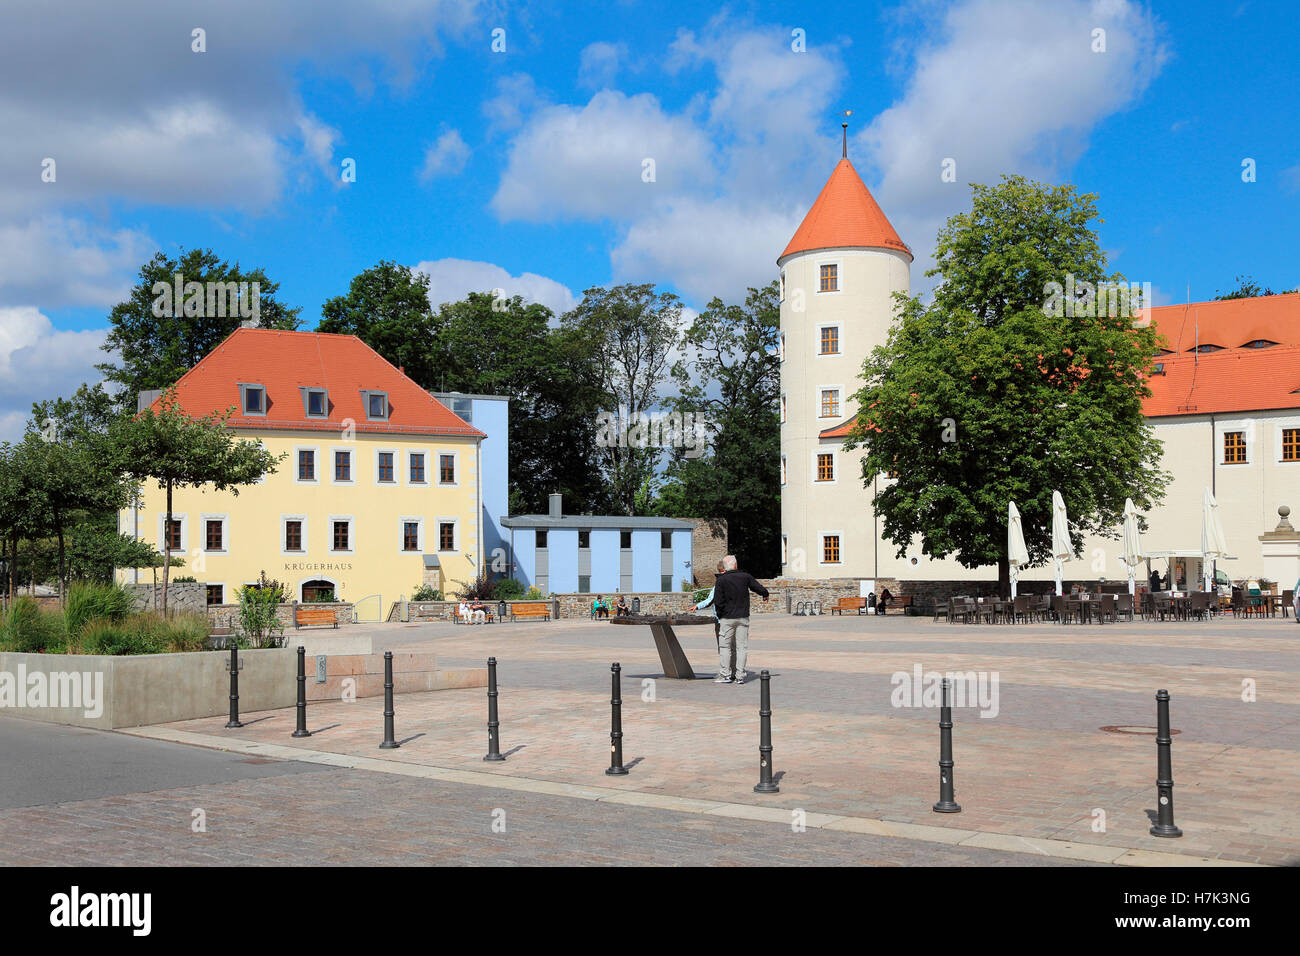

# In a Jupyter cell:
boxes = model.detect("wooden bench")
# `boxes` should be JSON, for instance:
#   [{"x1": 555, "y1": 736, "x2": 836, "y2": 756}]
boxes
[
  {"x1": 830, "y1": 596, "x2": 867, "y2": 615},
  {"x1": 295, "y1": 606, "x2": 338, "y2": 629},
  {"x1": 510, "y1": 601, "x2": 551, "y2": 622},
  {"x1": 878, "y1": 595, "x2": 914, "y2": 615}
]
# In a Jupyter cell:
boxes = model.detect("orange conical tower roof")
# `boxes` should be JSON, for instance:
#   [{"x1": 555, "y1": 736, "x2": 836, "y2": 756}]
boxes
[{"x1": 779, "y1": 157, "x2": 911, "y2": 263}]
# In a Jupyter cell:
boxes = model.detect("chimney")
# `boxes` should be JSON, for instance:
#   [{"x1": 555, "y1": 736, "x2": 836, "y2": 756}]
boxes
[{"x1": 548, "y1": 493, "x2": 562, "y2": 518}]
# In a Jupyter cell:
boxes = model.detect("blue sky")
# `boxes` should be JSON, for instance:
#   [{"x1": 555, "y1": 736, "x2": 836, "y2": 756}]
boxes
[{"x1": 1, "y1": 0, "x2": 1297, "y2": 439}]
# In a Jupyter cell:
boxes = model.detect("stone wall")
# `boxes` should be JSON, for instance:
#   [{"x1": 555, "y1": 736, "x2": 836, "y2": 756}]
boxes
[
  {"x1": 125, "y1": 582, "x2": 207, "y2": 614},
  {"x1": 687, "y1": 518, "x2": 728, "y2": 587},
  {"x1": 205, "y1": 602, "x2": 352, "y2": 630},
  {"x1": 552, "y1": 578, "x2": 863, "y2": 618}
]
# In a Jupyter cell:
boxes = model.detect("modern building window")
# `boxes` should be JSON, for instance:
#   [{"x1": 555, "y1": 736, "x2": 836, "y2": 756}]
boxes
[
  {"x1": 439, "y1": 522, "x2": 456, "y2": 551},
  {"x1": 298, "y1": 448, "x2": 316, "y2": 481},
  {"x1": 285, "y1": 520, "x2": 304, "y2": 552},
  {"x1": 820, "y1": 326, "x2": 839, "y2": 354},
  {"x1": 363, "y1": 391, "x2": 389, "y2": 421},
  {"x1": 817, "y1": 453, "x2": 834, "y2": 481},
  {"x1": 240, "y1": 384, "x2": 266, "y2": 415},
  {"x1": 377, "y1": 451, "x2": 395, "y2": 483},
  {"x1": 166, "y1": 519, "x2": 183, "y2": 551},
  {"x1": 661, "y1": 574, "x2": 673, "y2": 592},
  {"x1": 402, "y1": 521, "x2": 420, "y2": 552},
  {"x1": 334, "y1": 450, "x2": 352, "y2": 482},
  {"x1": 302, "y1": 388, "x2": 328, "y2": 417},
  {"x1": 578, "y1": 530, "x2": 591, "y2": 549},
  {"x1": 409, "y1": 453, "x2": 426, "y2": 484},
  {"x1": 819, "y1": 263, "x2": 838, "y2": 293},
  {"x1": 439, "y1": 453, "x2": 456, "y2": 484},
  {"x1": 206, "y1": 584, "x2": 224, "y2": 606},
  {"x1": 822, "y1": 535, "x2": 841, "y2": 564},
  {"x1": 620, "y1": 530, "x2": 632, "y2": 549},
  {"x1": 1223, "y1": 431, "x2": 1247, "y2": 464},
  {"x1": 332, "y1": 520, "x2": 351, "y2": 552},
  {"x1": 660, "y1": 530, "x2": 672, "y2": 549},
  {"x1": 1282, "y1": 428, "x2": 1300, "y2": 462},
  {"x1": 450, "y1": 397, "x2": 473, "y2": 423},
  {"x1": 578, "y1": 575, "x2": 591, "y2": 594},
  {"x1": 205, "y1": 520, "x2": 224, "y2": 552},
  {"x1": 536, "y1": 530, "x2": 548, "y2": 549}
]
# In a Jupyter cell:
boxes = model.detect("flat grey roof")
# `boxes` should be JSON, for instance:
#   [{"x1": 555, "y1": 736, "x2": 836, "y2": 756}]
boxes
[
  {"x1": 431, "y1": 392, "x2": 511, "y2": 403},
  {"x1": 503, "y1": 515, "x2": 695, "y2": 530}
]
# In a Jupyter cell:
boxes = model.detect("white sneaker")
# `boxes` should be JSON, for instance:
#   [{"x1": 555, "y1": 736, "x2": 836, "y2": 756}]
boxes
[
  {"x1": 733, "y1": 673, "x2": 746, "y2": 685},
  {"x1": 713, "y1": 674, "x2": 732, "y2": 683}
]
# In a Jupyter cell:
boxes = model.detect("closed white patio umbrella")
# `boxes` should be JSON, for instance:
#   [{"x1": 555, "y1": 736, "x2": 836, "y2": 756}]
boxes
[
  {"x1": 1201, "y1": 488, "x2": 1228, "y2": 592},
  {"x1": 1008, "y1": 501, "x2": 1030, "y2": 599},
  {"x1": 1122, "y1": 498, "x2": 1143, "y2": 596},
  {"x1": 1052, "y1": 490, "x2": 1074, "y2": 596}
]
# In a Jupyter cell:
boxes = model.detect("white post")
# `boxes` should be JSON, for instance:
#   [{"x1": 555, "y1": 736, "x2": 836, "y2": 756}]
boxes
[
  {"x1": 1054, "y1": 558, "x2": 1063, "y2": 596},
  {"x1": 1010, "y1": 566, "x2": 1018, "y2": 599}
]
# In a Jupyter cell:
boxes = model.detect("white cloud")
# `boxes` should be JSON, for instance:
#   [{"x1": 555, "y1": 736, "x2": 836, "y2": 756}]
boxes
[
  {"x1": 578, "y1": 41, "x2": 626, "y2": 90},
  {"x1": 0, "y1": 217, "x2": 156, "y2": 308},
  {"x1": 859, "y1": 0, "x2": 1168, "y2": 285},
  {"x1": 420, "y1": 129, "x2": 471, "y2": 181},
  {"x1": 490, "y1": 90, "x2": 717, "y2": 222},
  {"x1": 0, "y1": 307, "x2": 108, "y2": 440},
  {"x1": 483, "y1": 73, "x2": 548, "y2": 133},
  {"x1": 414, "y1": 258, "x2": 579, "y2": 317}
]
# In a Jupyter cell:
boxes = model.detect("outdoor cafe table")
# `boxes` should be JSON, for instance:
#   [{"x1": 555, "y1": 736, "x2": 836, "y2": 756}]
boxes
[
  {"x1": 1067, "y1": 595, "x2": 1106, "y2": 623},
  {"x1": 608, "y1": 614, "x2": 716, "y2": 679}
]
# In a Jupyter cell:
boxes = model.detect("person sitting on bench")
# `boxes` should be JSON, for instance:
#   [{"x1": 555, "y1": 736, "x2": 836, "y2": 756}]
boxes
[
  {"x1": 615, "y1": 595, "x2": 630, "y2": 616},
  {"x1": 876, "y1": 587, "x2": 892, "y2": 615},
  {"x1": 592, "y1": 595, "x2": 610, "y2": 619}
]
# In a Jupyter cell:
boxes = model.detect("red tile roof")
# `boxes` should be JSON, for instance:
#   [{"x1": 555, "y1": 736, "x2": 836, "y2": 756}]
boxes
[
  {"x1": 1144, "y1": 292, "x2": 1300, "y2": 353},
  {"x1": 779, "y1": 158, "x2": 911, "y2": 263},
  {"x1": 150, "y1": 328, "x2": 485, "y2": 437},
  {"x1": 819, "y1": 417, "x2": 859, "y2": 439},
  {"x1": 1143, "y1": 345, "x2": 1300, "y2": 417}
]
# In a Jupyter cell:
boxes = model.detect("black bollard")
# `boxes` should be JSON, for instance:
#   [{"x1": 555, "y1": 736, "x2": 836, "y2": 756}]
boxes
[
  {"x1": 484, "y1": 657, "x2": 504, "y2": 761},
  {"x1": 224, "y1": 643, "x2": 243, "y2": 729},
  {"x1": 379, "y1": 650, "x2": 399, "y2": 749},
  {"x1": 292, "y1": 645, "x2": 311, "y2": 738},
  {"x1": 1149, "y1": 688, "x2": 1183, "y2": 837},
  {"x1": 753, "y1": 670, "x2": 779, "y2": 793},
  {"x1": 932, "y1": 677, "x2": 961, "y2": 813},
  {"x1": 605, "y1": 662, "x2": 628, "y2": 775}
]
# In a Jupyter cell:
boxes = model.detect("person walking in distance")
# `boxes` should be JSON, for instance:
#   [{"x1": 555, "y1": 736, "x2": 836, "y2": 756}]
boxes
[{"x1": 712, "y1": 554, "x2": 768, "y2": 684}]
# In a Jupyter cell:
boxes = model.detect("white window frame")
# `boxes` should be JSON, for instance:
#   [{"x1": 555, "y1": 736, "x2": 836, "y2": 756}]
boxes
[
  {"x1": 782, "y1": 535, "x2": 788, "y2": 565},
  {"x1": 436, "y1": 517, "x2": 458, "y2": 553},
  {"x1": 779, "y1": 394, "x2": 786, "y2": 424},
  {"x1": 815, "y1": 258, "x2": 843, "y2": 295},
  {"x1": 812, "y1": 448, "x2": 837, "y2": 485},
  {"x1": 200, "y1": 513, "x2": 228, "y2": 555},
  {"x1": 331, "y1": 446, "x2": 356, "y2": 485},
  {"x1": 280, "y1": 515, "x2": 308, "y2": 556},
  {"x1": 399, "y1": 516, "x2": 424, "y2": 554},
  {"x1": 374, "y1": 447, "x2": 400, "y2": 486},
  {"x1": 157, "y1": 513, "x2": 188, "y2": 554},
  {"x1": 1215, "y1": 418, "x2": 1255, "y2": 467},
  {"x1": 778, "y1": 332, "x2": 785, "y2": 364},
  {"x1": 436, "y1": 449, "x2": 460, "y2": 487},
  {"x1": 328, "y1": 514, "x2": 355, "y2": 555},
  {"x1": 818, "y1": 384, "x2": 844, "y2": 419},
  {"x1": 294, "y1": 445, "x2": 320, "y2": 485},
  {"x1": 818, "y1": 531, "x2": 844, "y2": 567},
  {"x1": 407, "y1": 448, "x2": 431, "y2": 486},
  {"x1": 780, "y1": 455, "x2": 787, "y2": 486},
  {"x1": 779, "y1": 271, "x2": 786, "y2": 302},
  {"x1": 817, "y1": 323, "x2": 842, "y2": 356},
  {"x1": 205, "y1": 582, "x2": 227, "y2": 606},
  {"x1": 1271, "y1": 416, "x2": 1300, "y2": 465}
]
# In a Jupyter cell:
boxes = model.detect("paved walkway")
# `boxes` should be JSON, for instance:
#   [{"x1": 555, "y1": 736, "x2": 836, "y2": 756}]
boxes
[{"x1": 136, "y1": 613, "x2": 1297, "y2": 865}]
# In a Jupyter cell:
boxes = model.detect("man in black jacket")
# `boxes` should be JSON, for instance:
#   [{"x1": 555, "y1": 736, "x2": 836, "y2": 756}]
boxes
[{"x1": 713, "y1": 555, "x2": 769, "y2": 684}]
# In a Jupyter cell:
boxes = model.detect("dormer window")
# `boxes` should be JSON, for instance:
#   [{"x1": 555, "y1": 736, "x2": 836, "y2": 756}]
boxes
[
  {"x1": 361, "y1": 390, "x2": 389, "y2": 421},
  {"x1": 239, "y1": 384, "x2": 267, "y2": 416},
  {"x1": 1189, "y1": 344, "x2": 1223, "y2": 353},
  {"x1": 1242, "y1": 339, "x2": 1278, "y2": 349},
  {"x1": 301, "y1": 388, "x2": 328, "y2": 418}
]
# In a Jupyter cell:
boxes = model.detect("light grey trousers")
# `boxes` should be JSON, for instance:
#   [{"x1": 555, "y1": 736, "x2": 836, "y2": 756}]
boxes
[{"x1": 718, "y1": 617, "x2": 750, "y2": 679}]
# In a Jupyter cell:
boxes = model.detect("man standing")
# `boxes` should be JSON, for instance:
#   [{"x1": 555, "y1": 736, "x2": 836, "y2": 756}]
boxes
[
  {"x1": 686, "y1": 560, "x2": 727, "y2": 650},
  {"x1": 712, "y1": 554, "x2": 768, "y2": 684}
]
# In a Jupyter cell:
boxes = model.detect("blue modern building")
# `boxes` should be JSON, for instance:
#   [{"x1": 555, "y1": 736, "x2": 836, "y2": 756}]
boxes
[
  {"x1": 504, "y1": 495, "x2": 694, "y2": 595},
  {"x1": 435, "y1": 392, "x2": 697, "y2": 595}
]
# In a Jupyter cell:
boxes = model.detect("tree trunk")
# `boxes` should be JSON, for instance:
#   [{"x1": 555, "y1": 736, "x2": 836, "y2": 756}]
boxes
[
  {"x1": 162, "y1": 481, "x2": 172, "y2": 616},
  {"x1": 57, "y1": 519, "x2": 66, "y2": 606},
  {"x1": 997, "y1": 555, "x2": 1010, "y2": 600}
]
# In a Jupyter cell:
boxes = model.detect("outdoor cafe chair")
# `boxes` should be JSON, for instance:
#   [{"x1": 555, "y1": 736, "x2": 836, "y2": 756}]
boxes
[
  {"x1": 1285, "y1": 590, "x2": 1295, "y2": 618},
  {"x1": 1115, "y1": 592, "x2": 1134, "y2": 622}
]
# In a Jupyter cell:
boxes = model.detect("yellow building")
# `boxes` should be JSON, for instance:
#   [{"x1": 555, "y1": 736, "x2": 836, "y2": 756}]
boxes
[{"x1": 117, "y1": 328, "x2": 485, "y2": 616}]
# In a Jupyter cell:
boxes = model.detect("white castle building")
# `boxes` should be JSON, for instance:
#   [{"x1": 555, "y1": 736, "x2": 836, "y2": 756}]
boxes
[{"x1": 778, "y1": 136, "x2": 1300, "y2": 594}]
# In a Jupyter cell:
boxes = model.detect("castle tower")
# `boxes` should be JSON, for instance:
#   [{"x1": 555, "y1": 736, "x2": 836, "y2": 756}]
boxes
[{"x1": 778, "y1": 127, "x2": 911, "y2": 578}]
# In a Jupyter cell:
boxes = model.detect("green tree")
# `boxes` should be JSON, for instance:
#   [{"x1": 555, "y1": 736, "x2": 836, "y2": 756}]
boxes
[
  {"x1": 1212, "y1": 275, "x2": 1294, "y2": 300},
  {"x1": 562, "y1": 284, "x2": 682, "y2": 515},
  {"x1": 846, "y1": 176, "x2": 1169, "y2": 595},
  {"x1": 318, "y1": 261, "x2": 440, "y2": 386},
  {"x1": 109, "y1": 389, "x2": 285, "y2": 612},
  {"x1": 98, "y1": 248, "x2": 300, "y2": 412},
  {"x1": 660, "y1": 282, "x2": 781, "y2": 576}
]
